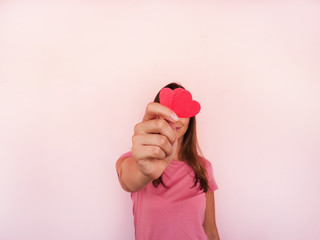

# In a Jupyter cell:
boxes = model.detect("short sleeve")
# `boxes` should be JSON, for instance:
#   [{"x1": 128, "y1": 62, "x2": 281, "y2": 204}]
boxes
[
  {"x1": 117, "y1": 151, "x2": 132, "y2": 161},
  {"x1": 204, "y1": 159, "x2": 219, "y2": 192}
]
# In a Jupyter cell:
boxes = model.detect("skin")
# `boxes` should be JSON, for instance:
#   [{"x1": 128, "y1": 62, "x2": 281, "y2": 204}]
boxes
[
  {"x1": 116, "y1": 102, "x2": 179, "y2": 192},
  {"x1": 158, "y1": 114, "x2": 190, "y2": 161},
  {"x1": 116, "y1": 102, "x2": 220, "y2": 239},
  {"x1": 204, "y1": 191, "x2": 220, "y2": 240}
]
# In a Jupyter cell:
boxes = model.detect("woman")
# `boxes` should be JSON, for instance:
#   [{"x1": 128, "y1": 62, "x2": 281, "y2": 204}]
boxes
[{"x1": 116, "y1": 82, "x2": 220, "y2": 240}]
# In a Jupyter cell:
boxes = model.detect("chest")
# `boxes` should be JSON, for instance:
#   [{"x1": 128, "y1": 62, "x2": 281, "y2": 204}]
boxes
[{"x1": 131, "y1": 164, "x2": 207, "y2": 220}]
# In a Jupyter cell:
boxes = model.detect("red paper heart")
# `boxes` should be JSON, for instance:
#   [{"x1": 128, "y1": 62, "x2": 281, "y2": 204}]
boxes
[{"x1": 159, "y1": 88, "x2": 201, "y2": 118}]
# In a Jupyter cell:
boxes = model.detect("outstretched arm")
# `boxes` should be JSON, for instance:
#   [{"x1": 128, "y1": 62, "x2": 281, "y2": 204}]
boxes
[{"x1": 116, "y1": 156, "x2": 153, "y2": 192}]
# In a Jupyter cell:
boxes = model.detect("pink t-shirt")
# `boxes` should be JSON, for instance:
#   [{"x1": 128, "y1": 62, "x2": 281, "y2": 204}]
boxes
[{"x1": 117, "y1": 151, "x2": 219, "y2": 240}]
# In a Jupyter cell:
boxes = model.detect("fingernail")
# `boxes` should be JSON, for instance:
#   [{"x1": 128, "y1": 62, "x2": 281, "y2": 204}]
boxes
[{"x1": 171, "y1": 112, "x2": 179, "y2": 122}]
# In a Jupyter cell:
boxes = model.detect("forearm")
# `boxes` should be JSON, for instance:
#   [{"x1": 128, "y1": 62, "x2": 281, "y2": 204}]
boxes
[
  {"x1": 209, "y1": 233, "x2": 220, "y2": 240},
  {"x1": 207, "y1": 230, "x2": 220, "y2": 240},
  {"x1": 204, "y1": 223, "x2": 220, "y2": 240},
  {"x1": 118, "y1": 157, "x2": 153, "y2": 192}
]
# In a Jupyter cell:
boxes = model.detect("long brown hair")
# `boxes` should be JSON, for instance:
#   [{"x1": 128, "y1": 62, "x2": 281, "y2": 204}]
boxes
[{"x1": 152, "y1": 82, "x2": 211, "y2": 192}]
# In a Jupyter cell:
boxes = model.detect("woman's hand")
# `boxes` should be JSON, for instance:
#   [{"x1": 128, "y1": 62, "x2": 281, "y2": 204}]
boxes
[{"x1": 131, "y1": 102, "x2": 179, "y2": 180}]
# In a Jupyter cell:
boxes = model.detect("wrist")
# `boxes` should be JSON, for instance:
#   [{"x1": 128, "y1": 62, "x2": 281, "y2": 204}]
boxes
[{"x1": 122, "y1": 157, "x2": 153, "y2": 192}]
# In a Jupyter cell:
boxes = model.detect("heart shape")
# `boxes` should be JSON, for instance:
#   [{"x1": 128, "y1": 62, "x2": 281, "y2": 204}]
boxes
[{"x1": 159, "y1": 88, "x2": 201, "y2": 118}]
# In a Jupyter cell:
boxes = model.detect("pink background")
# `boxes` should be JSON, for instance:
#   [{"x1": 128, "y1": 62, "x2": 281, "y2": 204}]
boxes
[{"x1": 0, "y1": 1, "x2": 319, "y2": 240}]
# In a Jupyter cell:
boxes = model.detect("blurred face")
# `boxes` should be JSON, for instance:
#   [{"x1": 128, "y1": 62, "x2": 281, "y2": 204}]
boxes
[
  {"x1": 158, "y1": 115, "x2": 190, "y2": 142},
  {"x1": 158, "y1": 116, "x2": 190, "y2": 161},
  {"x1": 175, "y1": 117, "x2": 190, "y2": 140}
]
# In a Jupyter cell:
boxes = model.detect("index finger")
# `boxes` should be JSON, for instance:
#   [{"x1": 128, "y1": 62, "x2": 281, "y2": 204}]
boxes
[{"x1": 143, "y1": 102, "x2": 179, "y2": 123}]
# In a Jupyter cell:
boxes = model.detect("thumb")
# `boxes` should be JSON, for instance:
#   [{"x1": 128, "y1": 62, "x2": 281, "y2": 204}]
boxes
[
  {"x1": 167, "y1": 120, "x2": 176, "y2": 131},
  {"x1": 166, "y1": 119, "x2": 178, "y2": 136},
  {"x1": 173, "y1": 140, "x2": 178, "y2": 151}
]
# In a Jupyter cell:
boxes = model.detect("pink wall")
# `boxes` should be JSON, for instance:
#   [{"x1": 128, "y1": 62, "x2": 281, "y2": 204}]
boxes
[{"x1": 0, "y1": 1, "x2": 319, "y2": 240}]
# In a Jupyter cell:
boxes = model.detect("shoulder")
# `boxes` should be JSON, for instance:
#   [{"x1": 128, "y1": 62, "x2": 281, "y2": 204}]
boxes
[
  {"x1": 199, "y1": 155, "x2": 219, "y2": 191},
  {"x1": 118, "y1": 151, "x2": 132, "y2": 160},
  {"x1": 198, "y1": 155, "x2": 213, "y2": 169},
  {"x1": 115, "y1": 151, "x2": 132, "y2": 170}
]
